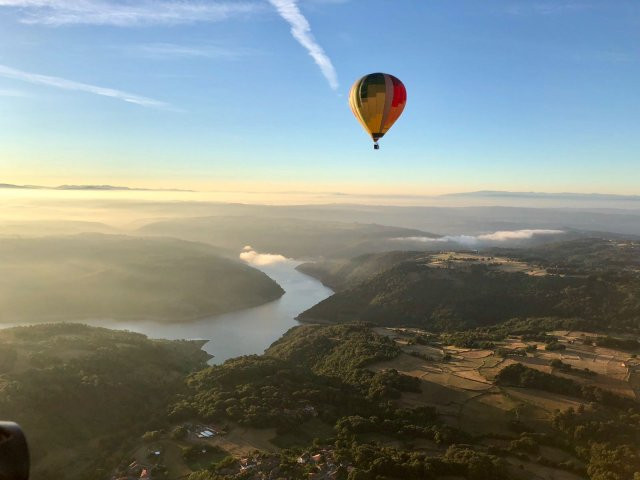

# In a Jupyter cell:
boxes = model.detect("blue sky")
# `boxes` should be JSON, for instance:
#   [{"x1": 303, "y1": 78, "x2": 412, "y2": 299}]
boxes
[{"x1": 0, "y1": 0, "x2": 639, "y2": 196}]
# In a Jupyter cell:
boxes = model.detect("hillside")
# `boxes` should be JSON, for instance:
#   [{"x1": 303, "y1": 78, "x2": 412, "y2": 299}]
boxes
[
  {"x1": 298, "y1": 239, "x2": 640, "y2": 331},
  {"x1": 137, "y1": 216, "x2": 438, "y2": 258},
  {"x1": 0, "y1": 323, "x2": 211, "y2": 479},
  {"x1": 496, "y1": 237, "x2": 640, "y2": 274},
  {"x1": 0, "y1": 234, "x2": 284, "y2": 323},
  {"x1": 297, "y1": 251, "x2": 421, "y2": 291},
  {"x1": 164, "y1": 324, "x2": 639, "y2": 480}
]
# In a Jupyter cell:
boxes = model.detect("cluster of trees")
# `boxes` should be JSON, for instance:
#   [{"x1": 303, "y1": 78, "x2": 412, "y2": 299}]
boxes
[
  {"x1": 595, "y1": 336, "x2": 640, "y2": 351},
  {"x1": 545, "y1": 341, "x2": 567, "y2": 351},
  {"x1": 268, "y1": 324, "x2": 403, "y2": 390},
  {"x1": 496, "y1": 346, "x2": 528, "y2": 357},
  {"x1": 186, "y1": 444, "x2": 508, "y2": 480},
  {"x1": 334, "y1": 409, "x2": 465, "y2": 446},
  {"x1": 550, "y1": 359, "x2": 597, "y2": 377},
  {"x1": 366, "y1": 369, "x2": 421, "y2": 399},
  {"x1": 170, "y1": 355, "x2": 351, "y2": 429},
  {"x1": 170, "y1": 326, "x2": 421, "y2": 431},
  {"x1": 496, "y1": 363, "x2": 635, "y2": 409},
  {"x1": 482, "y1": 316, "x2": 592, "y2": 338},
  {"x1": 332, "y1": 444, "x2": 507, "y2": 480},
  {"x1": 399, "y1": 316, "x2": 591, "y2": 352},
  {"x1": 553, "y1": 404, "x2": 640, "y2": 480}
]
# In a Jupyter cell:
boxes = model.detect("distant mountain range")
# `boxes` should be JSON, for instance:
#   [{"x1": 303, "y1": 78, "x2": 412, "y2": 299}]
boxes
[
  {"x1": 442, "y1": 190, "x2": 640, "y2": 201},
  {"x1": 2, "y1": 183, "x2": 638, "y2": 201},
  {"x1": 0, "y1": 183, "x2": 192, "y2": 192}
]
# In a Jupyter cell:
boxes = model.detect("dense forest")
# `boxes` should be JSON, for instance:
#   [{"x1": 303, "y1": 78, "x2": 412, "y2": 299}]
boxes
[
  {"x1": 170, "y1": 325, "x2": 422, "y2": 428},
  {"x1": 299, "y1": 238, "x2": 640, "y2": 332}
]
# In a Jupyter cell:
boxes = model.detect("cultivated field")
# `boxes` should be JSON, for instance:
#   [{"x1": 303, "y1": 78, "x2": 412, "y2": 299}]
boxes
[
  {"x1": 424, "y1": 252, "x2": 549, "y2": 276},
  {"x1": 369, "y1": 327, "x2": 639, "y2": 479}
]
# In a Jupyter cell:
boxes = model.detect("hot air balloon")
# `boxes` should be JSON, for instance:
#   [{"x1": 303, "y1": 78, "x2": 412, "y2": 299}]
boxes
[{"x1": 349, "y1": 73, "x2": 407, "y2": 149}]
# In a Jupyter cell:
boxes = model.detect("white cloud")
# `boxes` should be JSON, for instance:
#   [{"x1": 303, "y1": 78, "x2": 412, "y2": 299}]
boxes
[
  {"x1": 239, "y1": 246, "x2": 288, "y2": 266},
  {"x1": 0, "y1": 0, "x2": 261, "y2": 26},
  {"x1": 0, "y1": 64, "x2": 168, "y2": 108},
  {"x1": 268, "y1": 0, "x2": 338, "y2": 89},
  {"x1": 477, "y1": 229, "x2": 564, "y2": 241},
  {"x1": 395, "y1": 229, "x2": 565, "y2": 247},
  {"x1": 397, "y1": 235, "x2": 481, "y2": 247}
]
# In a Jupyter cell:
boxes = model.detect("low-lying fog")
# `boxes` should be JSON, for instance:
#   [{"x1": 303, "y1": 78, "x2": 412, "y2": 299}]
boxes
[{"x1": 1, "y1": 189, "x2": 639, "y2": 239}]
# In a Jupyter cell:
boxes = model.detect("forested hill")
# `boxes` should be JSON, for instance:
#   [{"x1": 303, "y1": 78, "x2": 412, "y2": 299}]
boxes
[
  {"x1": 298, "y1": 238, "x2": 640, "y2": 331},
  {"x1": 0, "y1": 234, "x2": 284, "y2": 323},
  {"x1": 0, "y1": 323, "x2": 211, "y2": 479},
  {"x1": 495, "y1": 237, "x2": 640, "y2": 274},
  {"x1": 298, "y1": 237, "x2": 640, "y2": 291}
]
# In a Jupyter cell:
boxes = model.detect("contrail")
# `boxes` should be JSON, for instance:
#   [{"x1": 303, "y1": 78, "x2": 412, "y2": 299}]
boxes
[
  {"x1": 0, "y1": 64, "x2": 169, "y2": 108},
  {"x1": 269, "y1": 0, "x2": 338, "y2": 89}
]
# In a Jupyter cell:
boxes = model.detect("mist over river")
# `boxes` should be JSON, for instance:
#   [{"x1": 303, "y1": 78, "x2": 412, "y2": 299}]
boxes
[{"x1": 83, "y1": 257, "x2": 333, "y2": 364}]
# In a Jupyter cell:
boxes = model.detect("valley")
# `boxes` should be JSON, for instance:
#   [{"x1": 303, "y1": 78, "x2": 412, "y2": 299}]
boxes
[{"x1": 0, "y1": 210, "x2": 638, "y2": 480}]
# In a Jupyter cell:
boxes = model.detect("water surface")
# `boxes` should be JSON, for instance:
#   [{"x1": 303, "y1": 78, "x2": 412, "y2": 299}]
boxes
[{"x1": 79, "y1": 259, "x2": 333, "y2": 364}]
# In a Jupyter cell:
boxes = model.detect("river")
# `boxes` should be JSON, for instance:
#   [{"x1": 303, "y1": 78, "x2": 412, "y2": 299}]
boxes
[{"x1": 77, "y1": 257, "x2": 333, "y2": 364}]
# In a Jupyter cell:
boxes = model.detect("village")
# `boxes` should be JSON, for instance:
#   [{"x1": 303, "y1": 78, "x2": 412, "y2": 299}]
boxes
[
  {"x1": 109, "y1": 411, "x2": 345, "y2": 480},
  {"x1": 425, "y1": 251, "x2": 550, "y2": 276},
  {"x1": 216, "y1": 448, "x2": 348, "y2": 479},
  {"x1": 111, "y1": 432, "x2": 349, "y2": 480},
  {"x1": 111, "y1": 423, "x2": 224, "y2": 480}
]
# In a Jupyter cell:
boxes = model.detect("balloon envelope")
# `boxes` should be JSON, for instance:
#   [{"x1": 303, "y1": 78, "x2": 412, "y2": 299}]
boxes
[{"x1": 349, "y1": 73, "x2": 407, "y2": 145}]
